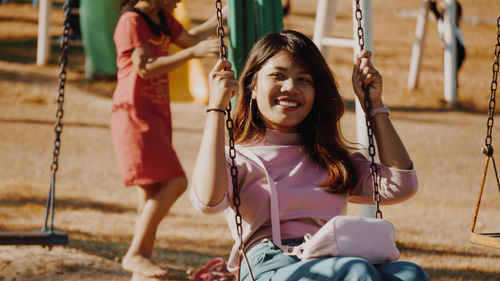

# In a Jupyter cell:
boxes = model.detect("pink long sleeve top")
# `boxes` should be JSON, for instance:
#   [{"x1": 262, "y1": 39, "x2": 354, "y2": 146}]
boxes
[{"x1": 190, "y1": 129, "x2": 418, "y2": 274}]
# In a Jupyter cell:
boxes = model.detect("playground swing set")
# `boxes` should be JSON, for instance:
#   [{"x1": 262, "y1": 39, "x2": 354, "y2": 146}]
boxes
[
  {"x1": 469, "y1": 16, "x2": 500, "y2": 249},
  {"x1": 0, "y1": 0, "x2": 498, "y2": 268},
  {"x1": 0, "y1": 0, "x2": 72, "y2": 247}
]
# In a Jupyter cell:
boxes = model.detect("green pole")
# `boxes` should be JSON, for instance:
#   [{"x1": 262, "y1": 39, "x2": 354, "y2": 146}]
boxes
[
  {"x1": 227, "y1": 0, "x2": 283, "y2": 78},
  {"x1": 255, "y1": 0, "x2": 283, "y2": 38},
  {"x1": 80, "y1": 0, "x2": 120, "y2": 78}
]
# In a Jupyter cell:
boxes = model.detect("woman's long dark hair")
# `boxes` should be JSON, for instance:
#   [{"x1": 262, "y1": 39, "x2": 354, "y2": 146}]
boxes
[{"x1": 233, "y1": 30, "x2": 358, "y2": 193}]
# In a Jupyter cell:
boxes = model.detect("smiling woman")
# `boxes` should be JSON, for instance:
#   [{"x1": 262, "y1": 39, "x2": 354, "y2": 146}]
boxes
[{"x1": 190, "y1": 30, "x2": 428, "y2": 281}]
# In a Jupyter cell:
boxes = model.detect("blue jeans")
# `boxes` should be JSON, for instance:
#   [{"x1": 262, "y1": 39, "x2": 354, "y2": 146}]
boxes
[{"x1": 239, "y1": 241, "x2": 430, "y2": 281}]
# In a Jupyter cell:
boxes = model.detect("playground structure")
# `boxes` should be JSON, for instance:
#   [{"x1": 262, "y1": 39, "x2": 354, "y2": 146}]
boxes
[
  {"x1": 3, "y1": 0, "x2": 499, "y2": 250},
  {"x1": 0, "y1": 0, "x2": 500, "y2": 278},
  {"x1": 31, "y1": 0, "x2": 464, "y2": 105}
]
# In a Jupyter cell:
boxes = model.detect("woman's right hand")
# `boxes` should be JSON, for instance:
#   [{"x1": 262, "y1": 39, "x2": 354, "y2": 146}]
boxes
[{"x1": 208, "y1": 59, "x2": 239, "y2": 110}]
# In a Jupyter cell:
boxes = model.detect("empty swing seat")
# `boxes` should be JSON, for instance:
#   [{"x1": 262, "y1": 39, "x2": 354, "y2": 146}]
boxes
[
  {"x1": 0, "y1": 229, "x2": 68, "y2": 246},
  {"x1": 470, "y1": 232, "x2": 500, "y2": 249}
]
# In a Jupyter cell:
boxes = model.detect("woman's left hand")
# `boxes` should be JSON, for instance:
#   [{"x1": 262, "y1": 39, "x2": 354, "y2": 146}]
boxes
[{"x1": 352, "y1": 50, "x2": 383, "y2": 108}]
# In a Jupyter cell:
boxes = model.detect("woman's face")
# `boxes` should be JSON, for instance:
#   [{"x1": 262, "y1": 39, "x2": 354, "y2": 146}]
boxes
[{"x1": 252, "y1": 51, "x2": 315, "y2": 133}]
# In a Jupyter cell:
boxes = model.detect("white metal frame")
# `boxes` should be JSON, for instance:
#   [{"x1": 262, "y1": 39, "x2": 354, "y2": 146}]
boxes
[
  {"x1": 37, "y1": 0, "x2": 52, "y2": 66},
  {"x1": 408, "y1": 0, "x2": 457, "y2": 104},
  {"x1": 3, "y1": 0, "x2": 52, "y2": 65}
]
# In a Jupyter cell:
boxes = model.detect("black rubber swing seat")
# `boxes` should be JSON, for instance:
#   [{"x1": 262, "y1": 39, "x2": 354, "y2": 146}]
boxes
[
  {"x1": 0, "y1": 229, "x2": 68, "y2": 246},
  {"x1": 470, "y1": 232, "x2": 500, "y2": 249}
]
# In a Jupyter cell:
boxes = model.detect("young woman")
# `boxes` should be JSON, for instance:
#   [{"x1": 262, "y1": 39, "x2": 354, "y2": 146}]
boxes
[
  {"x1": 190, "y1": 30, "x2": 429, "y2": 281},
  {"x1": 112, "y1": 0, "x2": 222, "y2": 279}
]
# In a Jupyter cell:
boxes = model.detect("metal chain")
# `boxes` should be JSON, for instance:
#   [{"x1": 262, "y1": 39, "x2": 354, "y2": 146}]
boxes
[
  {"x1": 355, "y1": 0, "x2": 382, "y2": 219},
  {"x1": 354, "y1": 0, "x2": 365, "y2": 51},
  {"x1": 215, "y1": 0, "x2": 227, "y2": 60},
  {"x1": 43, "y1": 0, "x2": 71, "y2": 232},
  {"x1": 483, "y1": 17, "x2": 500, "y2": 157},
  {"x1": 481, "y1": 16, "x2": 500, "y2": 192},
  {"x1": 214, "y1": 3, "x2": 255, "y2": 280},
  {"x1": 215, "y1": 0, "x2": 244, "y2": 252}
]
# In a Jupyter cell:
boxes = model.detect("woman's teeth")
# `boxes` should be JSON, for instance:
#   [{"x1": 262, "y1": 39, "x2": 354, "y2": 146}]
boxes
[{"x1": 277, "y1": 100, "x2": 299, "y2": 107}]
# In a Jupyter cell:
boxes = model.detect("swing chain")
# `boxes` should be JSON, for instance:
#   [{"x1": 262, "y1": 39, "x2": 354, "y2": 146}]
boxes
[
  {"x1": 215, "y1": 0, "x2": 244, "y2": 251},
  {"x1": 355, "y1": 0, "x2": 382, "y2": 219},
  {"x1": 483, "y1": 17, "x2": 500, "y2": 157},
  {"x1": 354, "y1": 0, "x2": 365, "y2": 51},
  {"x1": 215, "y1": 0, "x2": 227, "y2": 60},
  {"x1": 44, "y1": 0, "x2": 71, "y2": 232},
  {"x1": 52, "y1": 1, "x2": 71, "y2": 173}
]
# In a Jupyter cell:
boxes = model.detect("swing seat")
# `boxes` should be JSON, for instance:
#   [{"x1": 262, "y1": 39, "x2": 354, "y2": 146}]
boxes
[
  {"x1": 0, "y1": 229, "x2": 68, "y2": 246},
  {"x1": 470, "y1": 232, "x2": 500, "y2": 249}
]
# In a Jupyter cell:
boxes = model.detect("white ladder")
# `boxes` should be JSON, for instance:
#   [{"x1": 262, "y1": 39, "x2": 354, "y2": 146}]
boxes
[{"x1": 312, "y1": 0, "x2": 373, "y2": 58}]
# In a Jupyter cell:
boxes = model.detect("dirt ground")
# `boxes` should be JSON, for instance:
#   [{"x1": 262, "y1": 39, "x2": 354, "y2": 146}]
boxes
[{"x1": 0, "y1": 0, "x2": 500, "y2": 280}]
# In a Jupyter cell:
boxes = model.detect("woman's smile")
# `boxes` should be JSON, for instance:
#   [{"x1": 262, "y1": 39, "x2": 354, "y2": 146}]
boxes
[{"x1": 274, "y1": 97, "x2": 301, "y2": 109}]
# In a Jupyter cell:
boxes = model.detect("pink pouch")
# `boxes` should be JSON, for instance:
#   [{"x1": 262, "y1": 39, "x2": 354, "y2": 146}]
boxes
[{"x1": 296, "y1": 215, "x2": 400, "y2": 264}]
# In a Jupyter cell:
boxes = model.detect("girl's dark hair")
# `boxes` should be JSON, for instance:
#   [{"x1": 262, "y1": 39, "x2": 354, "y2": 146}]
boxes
[
  {"x1": 120, "y1": 0, "x2": 139, "y2": 11},
  {"x1": 233, "y1": 30, "x2": 358, "y2": 193}
]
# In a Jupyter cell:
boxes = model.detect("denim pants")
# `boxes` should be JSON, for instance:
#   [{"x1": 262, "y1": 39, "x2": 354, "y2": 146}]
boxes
[{"x1": 239, "y1": 241, "x2": 430, "y2": 281}]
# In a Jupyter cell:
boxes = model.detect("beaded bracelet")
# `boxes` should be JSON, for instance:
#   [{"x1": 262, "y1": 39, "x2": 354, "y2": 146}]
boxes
[{"x1": 206, "y1": 108, "x2": 226, "y2": 115}]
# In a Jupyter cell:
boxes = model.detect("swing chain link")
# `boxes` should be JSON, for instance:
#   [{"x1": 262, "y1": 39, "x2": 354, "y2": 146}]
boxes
[
  {"x1": 354, "y1": 0, "x2": 365, "y2": 51},
  {"x1": 215, "y1": 0, "x2": 227, "y2": 60},
  {"x1": 51, "y1": 1, "x2": 71, "y2": 174},
  {"x1": 355, "y1": 0, "x2": 382, "y2": 219},
  {"x1": 215, "y1": 0, "x2": 244, "y2": 251},
  {"x1": 483, "y1": 17, "x2": 500, "y2": 157}
]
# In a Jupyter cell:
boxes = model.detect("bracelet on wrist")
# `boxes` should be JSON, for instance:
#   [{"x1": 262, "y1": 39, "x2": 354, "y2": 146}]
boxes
[
  {"x1": 206, "y1": 108, "x2": 226, "y2": 115},
  {"x1": 369, "y1": 106, "x2": 390, "y2": 118}
]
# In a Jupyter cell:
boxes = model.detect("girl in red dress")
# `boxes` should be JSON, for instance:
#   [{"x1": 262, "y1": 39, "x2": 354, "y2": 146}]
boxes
[{"x1": 112, "y1": 0, "x2": 222, "y2": 279}]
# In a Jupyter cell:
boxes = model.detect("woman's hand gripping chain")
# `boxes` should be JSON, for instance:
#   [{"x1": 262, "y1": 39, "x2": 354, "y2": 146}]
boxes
[
  {"x1": 352, "y1": 50, "x2": 383, "y2": 109},
  {"x1": 208, "y1": 59, "x2": 239, "y2": 111}
]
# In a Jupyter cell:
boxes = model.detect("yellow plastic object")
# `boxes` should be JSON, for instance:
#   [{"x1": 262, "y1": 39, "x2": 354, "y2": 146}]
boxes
[{"x1": 169, "y1": 1, "x2": 209, "y2": 104}]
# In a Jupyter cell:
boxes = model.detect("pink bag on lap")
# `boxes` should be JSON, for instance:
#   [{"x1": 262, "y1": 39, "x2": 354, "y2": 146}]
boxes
[{"x1": 295, "y1": 215, "x2": 400, "y2": 264}]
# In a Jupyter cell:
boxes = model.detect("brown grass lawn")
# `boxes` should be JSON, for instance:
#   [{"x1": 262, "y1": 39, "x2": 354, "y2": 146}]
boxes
[{"x1": 0, "y1": 0, "x2": 499, "y2": 280}]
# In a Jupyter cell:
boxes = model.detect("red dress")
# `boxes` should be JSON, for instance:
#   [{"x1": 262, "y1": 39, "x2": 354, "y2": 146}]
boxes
[{"x1": 111, "y1": 10, "x2": 185, "y2": 186}]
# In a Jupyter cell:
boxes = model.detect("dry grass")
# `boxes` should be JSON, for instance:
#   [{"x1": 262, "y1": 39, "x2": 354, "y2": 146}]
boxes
[{"x1": 0, "y1": 0, "x2": 499, "y2": 280}]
